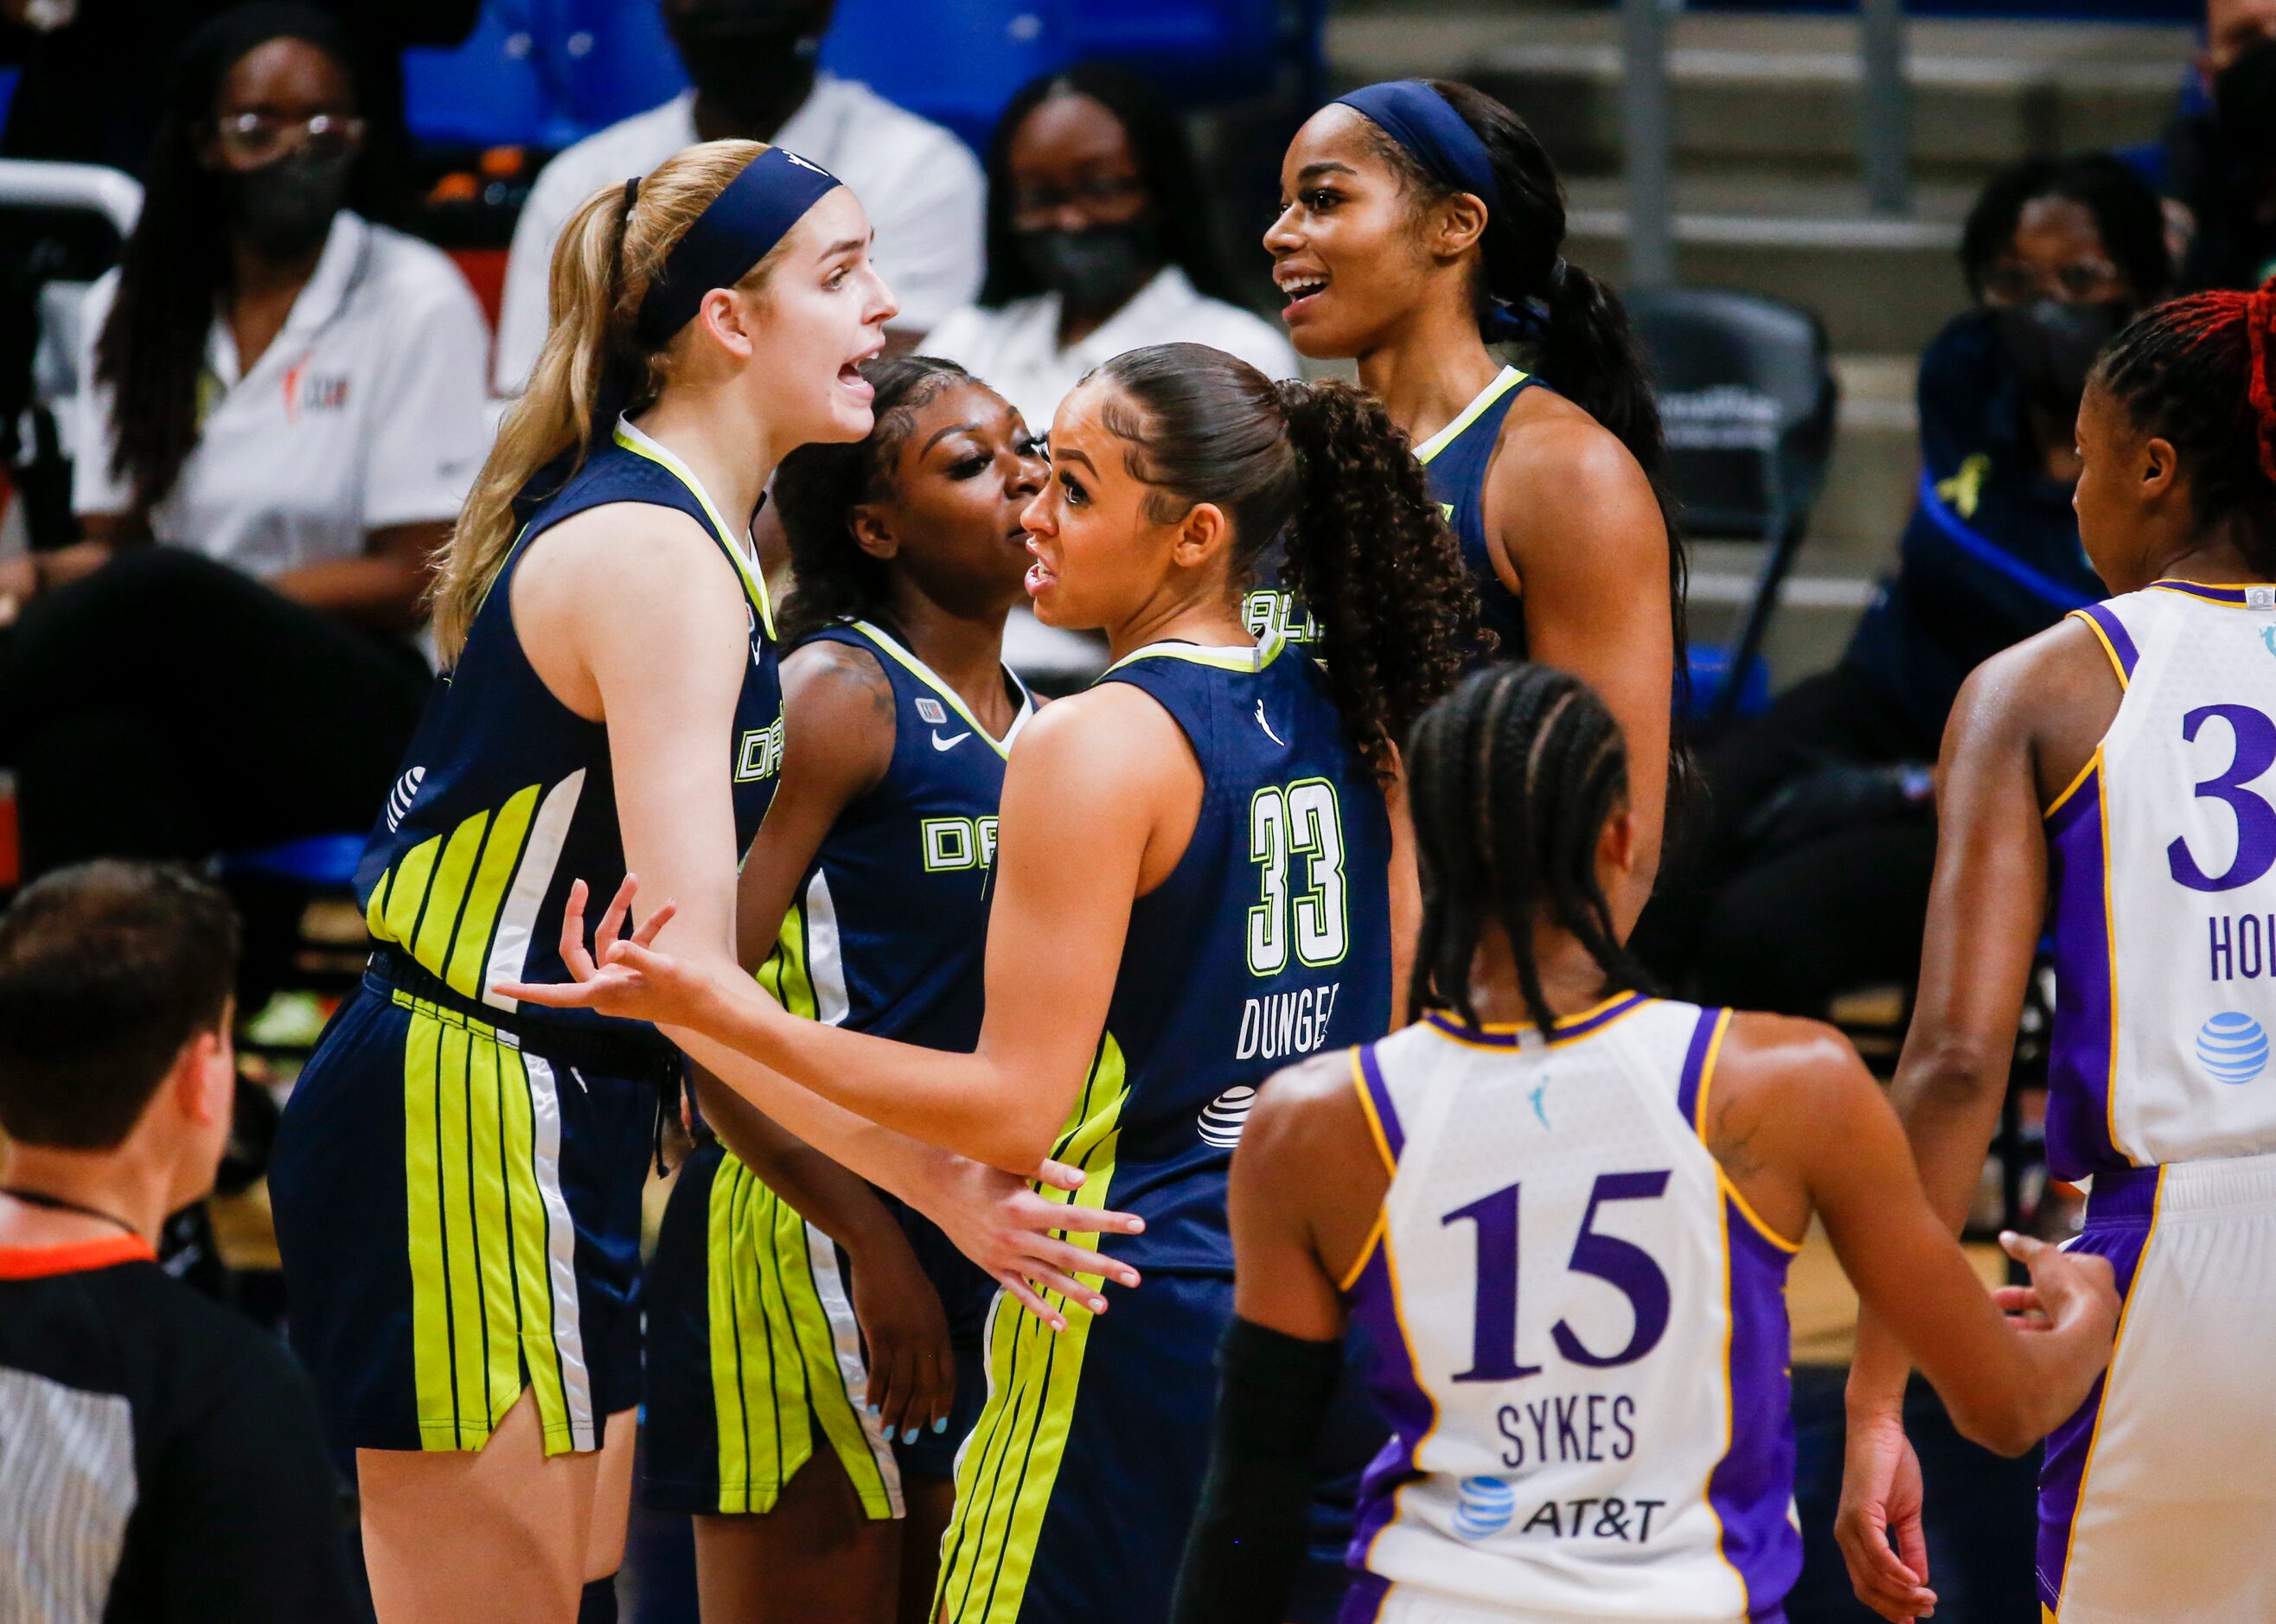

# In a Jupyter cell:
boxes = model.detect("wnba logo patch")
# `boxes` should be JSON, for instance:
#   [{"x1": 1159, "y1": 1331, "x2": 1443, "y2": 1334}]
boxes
[
  {"x1": 2197, "y1": 1012, "x2": 2268, "y2": 1084},
  {"x1": 1453, "y1": 1476, "x2": 1517, "y2": 1540},
  {"x1": 1196, "y1": 1086, "x2": 1256, "y2": 1148}
]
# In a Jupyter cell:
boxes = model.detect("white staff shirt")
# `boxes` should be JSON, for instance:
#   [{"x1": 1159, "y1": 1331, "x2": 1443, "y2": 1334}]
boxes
[
  {"x1": 495, "y1": 75, "x2": 984, "y2": 393},
  {"x1": 72, "y1": 212, "x2": 490, "y2": 582},
  {"x1": 923, "y1": 266, "x2": 1303, "y2": 438}
]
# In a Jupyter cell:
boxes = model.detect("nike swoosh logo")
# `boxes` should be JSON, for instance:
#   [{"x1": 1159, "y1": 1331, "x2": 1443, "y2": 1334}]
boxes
[{"x1": 931, "y1": 731, "x2": 971, "y2": 751}]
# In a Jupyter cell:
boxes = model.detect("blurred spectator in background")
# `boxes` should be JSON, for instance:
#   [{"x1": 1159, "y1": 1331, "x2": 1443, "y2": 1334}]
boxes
[
  {"x1": 924, "y1": 62, "x2": 1300, "y2": 435},
  {"x1": 0, "y1": 3, "x2": 488, "y2": 877},
  {"x1": 0, "y1": 862, "x2": 351, "y2": 1622},
  {"x1": 494, "y1": 0, "x2": 981, "y2": 392},
  {"x1": 1636, "y1": 153, "x2": 2170, "y2": 1015},
  {"x1": 0, "y1": 0, "x2": 474, "y2": 178},
  {"x1": 2164, "y1": 0, "x2": 2276, "y2": 290}
]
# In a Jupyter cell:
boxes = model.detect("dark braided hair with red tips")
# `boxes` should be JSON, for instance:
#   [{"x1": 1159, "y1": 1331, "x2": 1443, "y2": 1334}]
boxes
[
  {"x1": 1406, "y1": 663, "x2": 1655, "y2": 1037},
  {"x1": 2092, "y1": 278, "x2": 2276, "y2": 573}
]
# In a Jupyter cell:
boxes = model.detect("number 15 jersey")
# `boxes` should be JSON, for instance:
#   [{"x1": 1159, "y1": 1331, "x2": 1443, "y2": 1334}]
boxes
[
  {"x1": 2052, "y1": 580, "x2": 2276, "y2": 1179},
  {"x1": 1341, "y1": 998, "x2": 1801, "y2": 1624}
]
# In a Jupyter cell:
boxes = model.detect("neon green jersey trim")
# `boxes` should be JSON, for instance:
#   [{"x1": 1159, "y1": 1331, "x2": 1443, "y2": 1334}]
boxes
[
  {"x1": 848, "y1": 619, "x2": 1033, "y2": 760},
  {"x1": 1411, "y1": 365, "x2": 1530, "y2": 466},
  {"x1": 1102, "y1": 623, "x2": 1288, "y2": 676},
  {"x1": 612, "y1": 418, "x2": 777, "y2": 638}
]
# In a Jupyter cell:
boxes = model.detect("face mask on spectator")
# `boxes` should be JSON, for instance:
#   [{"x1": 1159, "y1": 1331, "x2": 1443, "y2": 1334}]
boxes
[
  {"x1": 669, "y1": 3, "x2": 823, "y2": 129},
  {"x1": 222, "y1": 149, "x2": 352, "y2": 259},
  {"x1": 1993, "y1": 298, "x2": 2126, "y2": 416},
  {"x1": 2214, "y1": 40, "x2": 2276, "y2": 157},
  {"x1": 1016, "y1": 221, "x2": 1160, "y2": 312}
]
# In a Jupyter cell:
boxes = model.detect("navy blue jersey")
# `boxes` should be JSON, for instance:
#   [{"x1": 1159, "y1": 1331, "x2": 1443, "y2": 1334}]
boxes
[
  {"x1": 1414, "y1": 364, "x2": 1533, "y2": 658},
  {"x1": 1243, "y1": 366, "x2": 1534, "y2": 662},
  {"x1": 756, "y1": 618, "x2": 1032, "y2": 1047},
  {"x1": 1068, "y1": 630, "x2": 1394, "y2": 1275},
  {"x1": 355, "y1": 419, "x2": 784, "y2": 1053}
]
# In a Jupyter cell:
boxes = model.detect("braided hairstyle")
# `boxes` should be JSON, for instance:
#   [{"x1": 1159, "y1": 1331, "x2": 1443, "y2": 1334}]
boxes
[
  {"x1": 1406, "y1": 663, "x2": 1655, "y2": 1035},
  {"x1": 771, "y1": 355, "x2": 976, "y2": 642},
  {"x1": 2092, "y1": 279, "x2": 2276, "y2": 573},
  {"x1": 1090, "y1": 342, "x2": 1483, "y2": 772}
]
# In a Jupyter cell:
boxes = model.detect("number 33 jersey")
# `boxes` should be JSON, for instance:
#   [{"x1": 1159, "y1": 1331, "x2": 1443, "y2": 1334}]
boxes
[
  {"x1": 2053, "y1": 581, "x2": 2276, "y2": 1180},
  {"x1": 1341, "y1": 998, "x2": 1801, "y2": 1624},
  {"x1": 1074, "y1": 629, "x2": 1395, "y2": 1273}
]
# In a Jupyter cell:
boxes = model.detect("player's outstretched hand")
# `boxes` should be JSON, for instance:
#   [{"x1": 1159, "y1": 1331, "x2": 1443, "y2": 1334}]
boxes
[
  {"x1": 913, "y1": 1154, "x2": 1146, "y2": 1334},
  {"x1": 493, "y1": 876, "x2": 713, "y2": 1028},
  {"x1": 1835, "y1": 1406, "x2": 1934, "y2": 1622}
]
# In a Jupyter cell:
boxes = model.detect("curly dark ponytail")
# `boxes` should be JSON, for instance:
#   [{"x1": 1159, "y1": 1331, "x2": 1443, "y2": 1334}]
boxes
[
  {"x1": 1273, "y1": 378, "x2": 1486, "y2": 766},
  {"x1": 771, "y1": 355, "x2": 975, "y2": 643},
  {"x1": 1406, "y1": 663, "x2": 1654, "y2": 1033},
  {"x1": 1090, "y1": 342, "x2": 1482, "y2": 771}
]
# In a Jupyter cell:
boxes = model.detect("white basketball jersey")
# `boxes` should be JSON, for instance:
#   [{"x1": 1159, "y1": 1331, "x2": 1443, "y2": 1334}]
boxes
[
  {"x1": 2048, "y1": 582, "x2": 2276, "y2": 1180},
  {"x1": 1339, "y1": 995, "x2": 1800, "y2": 1623}
]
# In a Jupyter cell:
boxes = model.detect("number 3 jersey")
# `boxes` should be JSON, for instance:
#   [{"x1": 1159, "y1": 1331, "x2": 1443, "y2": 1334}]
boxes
[
  {"x1": 2052, "y1": 581, "x2": 2276, "y2": 1179},
  {"x1": 1341, "y1": 997, "x2": 1801, "y2": 1624},
  {"x1": 1075, "y1": 629, "x2": 1395, "y2": 1273}
]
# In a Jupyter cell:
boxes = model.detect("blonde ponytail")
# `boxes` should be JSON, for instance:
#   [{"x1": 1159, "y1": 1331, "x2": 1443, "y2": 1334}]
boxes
[{"x1": 433, "y1": 138, "x2": 785, "y2": 662}]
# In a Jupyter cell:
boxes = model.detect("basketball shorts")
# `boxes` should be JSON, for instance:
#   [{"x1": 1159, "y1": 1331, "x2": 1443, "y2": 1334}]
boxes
[
  {"x1": 2036, "y1": 1152, "x2": 2276, "y2": 1621},
  {"x1": 932, "y1": 1265, "x2": 1360, "y2": 1624},
  {"x1": 271, "y1": 963, "x2": 672, "y2": 1456},
  {"x1": 641, "y1": 1140, "x2": 988, "y2": 1517}
]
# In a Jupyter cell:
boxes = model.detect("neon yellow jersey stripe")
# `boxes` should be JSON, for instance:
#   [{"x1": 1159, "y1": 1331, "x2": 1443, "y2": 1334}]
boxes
[
  {"x1": 445, "y1": 783, "x2": 540, "y2": 997},
  {"x1": 936, "y1": 1033, "x2": 1131, "y2": 1622},
  {"x1": 379, "y1": 833, "x2": 443, "y2": 952},
  {"x1": 398, "y1": 997, "x2": 580, "y2": 1455},
  {"x1": 1411, "y1": 366, "x2": 1530, "y2": 465},
  {"x1": 612, "y1": 419, "x2": 776, "y2": 638},
  {"x1": 411, "y1": 811, "x2": 490, "y2": 978},
  {"x1": 756, "y1": 900, "x2": 818, "y2": 1020},
  {"x1": 1103, "y1": 624, "x2": 1288, "y2": 676}
]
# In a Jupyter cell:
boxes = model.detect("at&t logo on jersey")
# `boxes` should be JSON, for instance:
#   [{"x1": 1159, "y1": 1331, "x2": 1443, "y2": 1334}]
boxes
[
  {"x1": 1196, "y1": 1086, "x2": 1256, "y2": 1148},
  {"x1": 385, "y1": 766, "x2": 425, "y2": 832},
  {"x1": 2197, "y1": 1012, "x2": 2268, "y2": 1084},
  {"x1": 1453, "y1": 1476, "x2": 1517, "y2": 1540}
]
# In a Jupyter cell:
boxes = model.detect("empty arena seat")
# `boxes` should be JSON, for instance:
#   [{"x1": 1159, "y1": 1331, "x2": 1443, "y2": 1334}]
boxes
[
  {"x1": 401, "y1": 0, "x2": 573, "y2": 151},
  {"x1": 402, "y1": 0, "x2": 1330, "y2": 157},
  {"x1": 1627, "y1": 285, "x2": 1837, "y2": 726}
]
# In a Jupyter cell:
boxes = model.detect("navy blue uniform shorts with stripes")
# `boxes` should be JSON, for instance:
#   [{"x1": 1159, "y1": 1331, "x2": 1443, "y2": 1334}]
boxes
[{"x1": 271, "y1": 968, "x2": 666, "y2": 1457}]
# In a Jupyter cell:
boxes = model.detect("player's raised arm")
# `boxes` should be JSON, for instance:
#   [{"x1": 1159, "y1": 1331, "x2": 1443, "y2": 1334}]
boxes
[{"x1": 1709, "y1": 1013, "x2": 2119, "y2": 1462}]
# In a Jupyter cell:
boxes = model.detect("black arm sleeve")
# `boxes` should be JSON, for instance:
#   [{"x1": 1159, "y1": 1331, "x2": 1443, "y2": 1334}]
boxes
[{"x1": 1168, "y1": 1314, "x2": 1346, "y2": 1624}]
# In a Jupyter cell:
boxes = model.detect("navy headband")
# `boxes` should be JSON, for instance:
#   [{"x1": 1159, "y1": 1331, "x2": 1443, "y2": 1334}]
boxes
[
  {"x1": 1333, "y1": 80, "x2": 1545, "y2": 342},
  {"x1": 635, "y1": 144, "x2": 841, "y2": 346}
]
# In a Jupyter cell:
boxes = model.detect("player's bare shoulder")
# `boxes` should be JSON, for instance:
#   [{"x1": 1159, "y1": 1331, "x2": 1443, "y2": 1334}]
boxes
[{"x1": 1237, "y1": 1047, "x2": 1378, "y2": 1183}]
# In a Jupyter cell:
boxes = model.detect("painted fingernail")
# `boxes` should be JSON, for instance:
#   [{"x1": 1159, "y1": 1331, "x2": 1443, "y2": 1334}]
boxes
[
  {"x1": 902, "y1": 1428, "x2": 919, "y2": 1444},
  {"x1": 933, "y1": 1417, "x2": 949, "y2": 1434},
  {"x1": 867, "y1": 1403, "x2": 880, "y2": 1415},
  {"x1": 1090, "y1": 1297, "x2": 1106, "y2": 1313}
]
